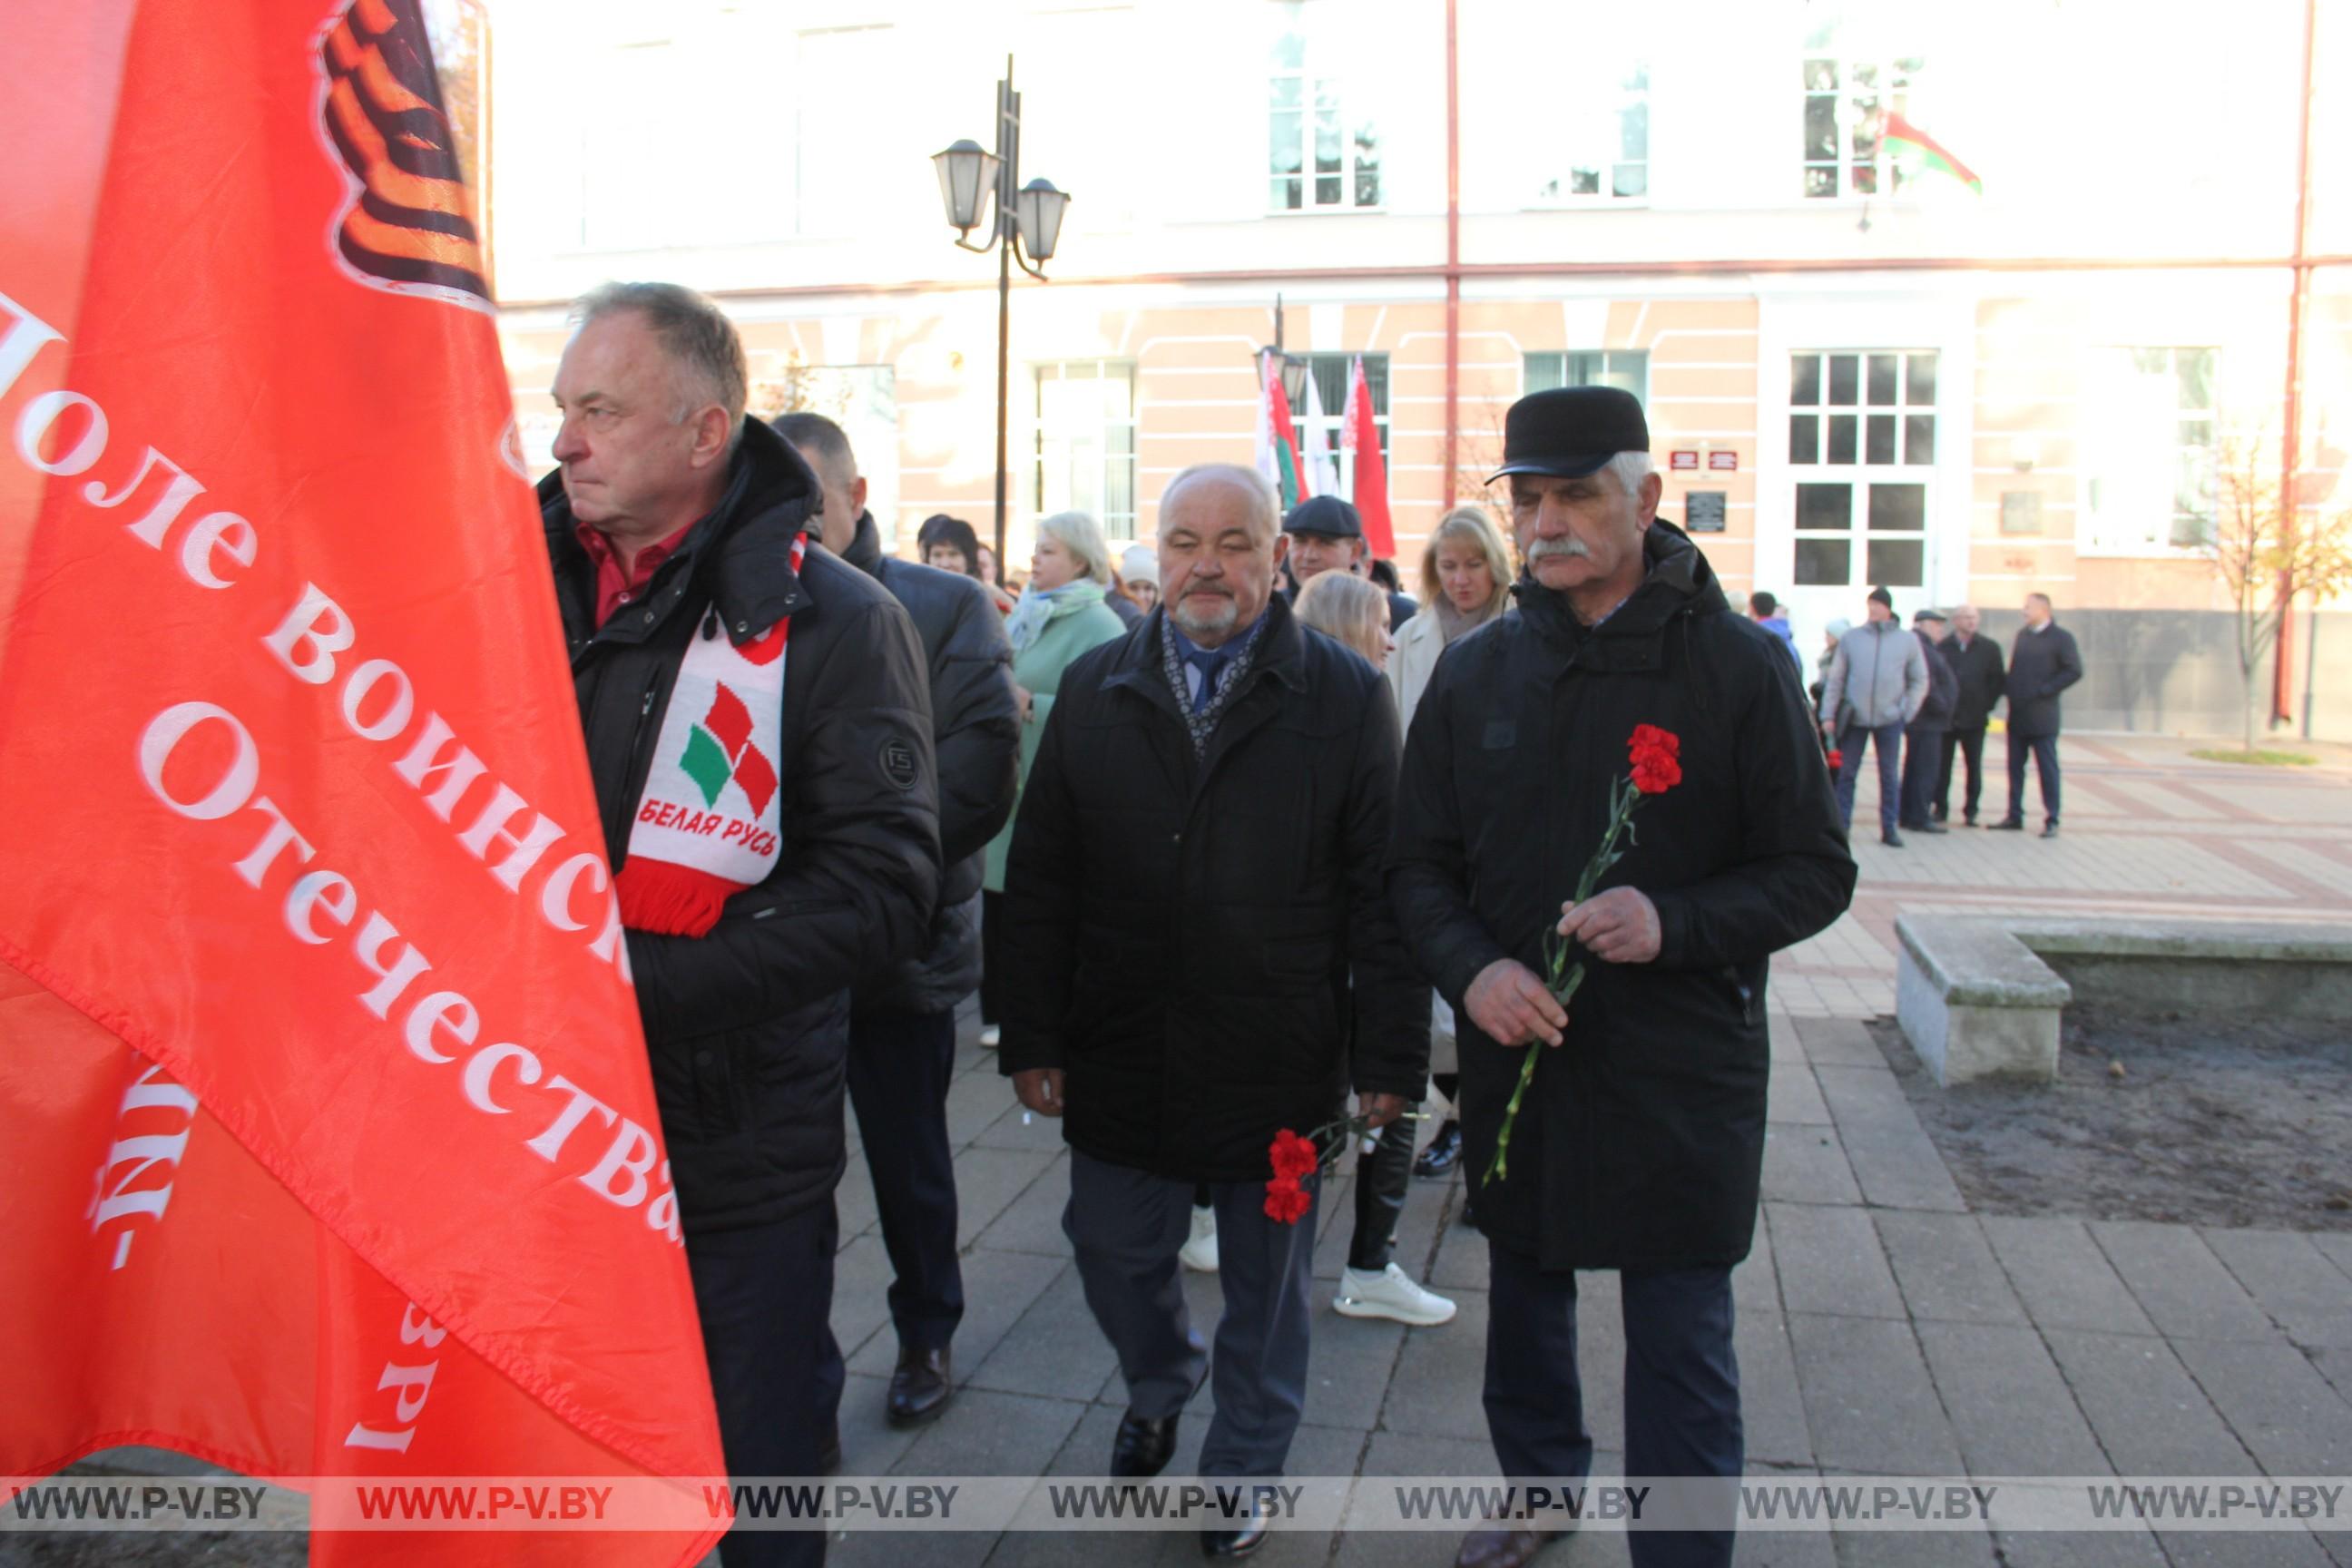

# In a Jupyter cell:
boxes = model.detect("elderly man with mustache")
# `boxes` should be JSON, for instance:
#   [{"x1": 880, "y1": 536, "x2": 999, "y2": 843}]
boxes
[{"x1": 1390, "y1": 387, "x2": 1855, "y2": 1568}]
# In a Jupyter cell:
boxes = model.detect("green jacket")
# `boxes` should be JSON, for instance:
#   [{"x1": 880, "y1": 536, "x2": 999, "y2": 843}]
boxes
[{"x1": 983, "y1": 586, "x2": 1130, "y2": 892}]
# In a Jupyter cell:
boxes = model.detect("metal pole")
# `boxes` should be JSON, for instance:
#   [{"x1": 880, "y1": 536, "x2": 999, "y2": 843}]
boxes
[
  {"x1": 2273, "y1": 0, "x2": 2318, "y2": 727},
  {"x1": 2305, "y1": 602, "x2": 2320, "y2": 740},
  {"x1": 992, "y1": 64, "x2": 1015, "y2": 573}
]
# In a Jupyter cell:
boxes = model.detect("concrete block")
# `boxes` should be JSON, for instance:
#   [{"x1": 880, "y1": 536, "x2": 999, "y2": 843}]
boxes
[
  {"x1": 1897, "y1": 946, "x2": 2062, "y2": 1085},
  {"x1": 1876, "y1": 1212, "x2": 2027, "y2": 1326},
  {"x1": 1769, "y1": 1203, "x2": 1906, "y2": 1320},
  {"x1": 1980, "y1": 1217, "x2": 2158, "y2": 1337}
]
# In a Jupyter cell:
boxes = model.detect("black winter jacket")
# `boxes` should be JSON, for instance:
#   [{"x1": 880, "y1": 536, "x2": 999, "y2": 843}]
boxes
[
  {"x1": 1940, "y1": 632, "x2": 2007, "y2": 730},
  {"x1": 1907, "y1": 631, "x2": 1959, "y2": 734},
  {"x1": 542, "y1": 420, "x2": 940, "y2": 1234},
  {"x1": 2004, "y1": 622, "x2": 2082, "y2": 738},
  {"x1": 996, "y1": 597, "x2": 1430, "y2": 1182},
  {"x1": 841, "y1": 513, "x2": 1021, "y2": 1016},
  {"x1": 1389, "y1": 523, "x2": 1856, "y2": 1271}
]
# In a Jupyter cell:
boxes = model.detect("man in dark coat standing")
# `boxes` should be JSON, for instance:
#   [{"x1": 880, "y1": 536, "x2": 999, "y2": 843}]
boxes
[
  {"x1": 1282, "y1": 493, "x2": 1417, "y2": 630},
  {"x1": 1897, "y1": 609, "x2": 1959, "y2": 834},
  {"x1": 1934, "y1": 603, "x2": 2006, "y2": 826},
  {"x1": 541, "y1": 285, "x2": 939, "y2": 1568},
  {"x1": 775, "y1": 413, "x2": 1020, "y2": 1433},
  {"x1": 1992, "y1": 592, "x2": 2082, "y2": 838},
  {"x1": 998, "y1": 462, "x2": 1428, "y2": 1558},
  {"x1": 1389, "y1": 387, "x2": 1856, "y2": 1568}
]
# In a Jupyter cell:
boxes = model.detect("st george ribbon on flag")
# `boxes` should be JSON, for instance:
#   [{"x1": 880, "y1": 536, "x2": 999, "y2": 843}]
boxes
[{"x1": 0, "y1": 4, "x2": 726, "y2": 1565}]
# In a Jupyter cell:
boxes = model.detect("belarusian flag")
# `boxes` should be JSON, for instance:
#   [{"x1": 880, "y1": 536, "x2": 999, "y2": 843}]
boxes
[
  {"x1": 1883, "y1": 111, "x2": 1983, "y2": 194},
  {"x1": 1341, "y1": 357, "x2": 1396, "y2": 558},
  {"x1": 0, "y1": 3, "x2": 724, "y2": 1563},
  {"x1": 1254, "y1": 351, "x2": 1305, "y2": 510}
]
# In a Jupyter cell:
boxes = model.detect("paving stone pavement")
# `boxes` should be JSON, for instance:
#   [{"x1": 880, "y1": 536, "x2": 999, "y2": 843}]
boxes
[{"x1": 22, "y1": 738, "x2": 2352, "y2": 1568}]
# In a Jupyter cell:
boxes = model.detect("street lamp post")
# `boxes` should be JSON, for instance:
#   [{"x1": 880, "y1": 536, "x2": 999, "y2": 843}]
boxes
[{"x1": 931, "y1": 56, "x2": 1071, "y2": 576}]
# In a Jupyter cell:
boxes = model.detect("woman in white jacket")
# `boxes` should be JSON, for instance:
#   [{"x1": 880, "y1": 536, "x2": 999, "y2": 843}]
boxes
[{"x1": 1389, "y1": 504, "x2": 1516, "y2": 1187}]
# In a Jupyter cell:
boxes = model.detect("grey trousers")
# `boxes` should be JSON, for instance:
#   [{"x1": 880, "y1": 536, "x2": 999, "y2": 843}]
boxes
[{"x1": 1063, "y1": 1148, "x2": 1319, "y2": 1477}]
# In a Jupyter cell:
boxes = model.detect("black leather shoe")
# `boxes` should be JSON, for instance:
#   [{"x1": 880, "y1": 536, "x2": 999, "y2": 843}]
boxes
[
  {"x1": 1963, "y1": 811, "x2": 1979, "y2": 827},
  {"x1": 1201, "y1": 1509, "x2": 1270, "y2": 1558},
  {"x1": 887, "y1": 1345, "x2": 953, "y2": 1428},
  {"x1": 1989, "y1": 818, "x2": 2025, "y2": 830},
  {"x1": 2041, "y1": 820, "x2": 2061, "y2": 838},
  {"x1": 1413, "y1": 1120, "x2": 1462, "y2": 1179},
  {"x1": 1110, "y1": 1412, "x2": 1179, "y2": 1479},
  {"x1": 1915, "y1": 820, "x2": 1948, "y2": 834},
  {"x1": 818, "y1": 1425, "x2": 841, "y2": 1476},
  {"x1": 1881, "y1": 828, "x2": 1906, "y2": 848}
]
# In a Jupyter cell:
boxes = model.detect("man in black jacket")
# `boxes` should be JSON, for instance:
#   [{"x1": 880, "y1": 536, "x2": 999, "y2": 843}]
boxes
[
  {"x1": 1389, "y1": 388, "x2": 1856, "y2": 1568},
  {"x1": 998, "y1": 463, "x2": 1427, "y2": 1558},
  {"x1": 1898, "y1": 610, "x2": 1959, "y2": 834},
  {"x1": 542, "y1": 285, "x2": 939, "y2": 1568},
  {"x1": 776, "y1": 413, "x2": 1020, "y2": 1432},
  {"x1": 1993, "y1": 592, "x2": 2083, "y2": 838},
  {"x1": 1934, "y1": 603, "x2": 2006, "y2": 826}
]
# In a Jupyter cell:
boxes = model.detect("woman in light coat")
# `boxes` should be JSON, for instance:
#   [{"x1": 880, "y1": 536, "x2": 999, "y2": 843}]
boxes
[
  {"x1": 975, "y1": 511, "x2": 1130, "y2": 1045},
  {"x1": 1388, "y1": 505, "x2": 1515, "y2": 1184}
]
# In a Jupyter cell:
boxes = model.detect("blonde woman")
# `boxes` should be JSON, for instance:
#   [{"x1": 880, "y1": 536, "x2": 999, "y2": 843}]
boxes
[
  {"x1": 1294, "y1": 572, "x2": 1394, "y2": 671},
  {"x1": 1390, "y1": 504, "x2": 1514, "y2": 1188}
]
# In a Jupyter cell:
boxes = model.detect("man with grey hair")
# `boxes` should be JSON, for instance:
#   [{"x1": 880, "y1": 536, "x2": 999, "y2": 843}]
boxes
[
  {"x1": 1391, "y1": 387, "x2": 1855, "y2": 1568},
  {"x1": 544, "y1": 283, "x2": 940, "y2": 1568},
  {"x1": 997, "y1": 462, "x2": 1428, "y2": 1557}
]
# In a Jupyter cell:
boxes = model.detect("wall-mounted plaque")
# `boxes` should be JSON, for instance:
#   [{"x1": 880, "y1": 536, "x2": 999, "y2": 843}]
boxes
[
  {"x1": 1684, "y1": 491, "x2": 1728, "y2": 533},
  {"x1": 2001, "y1": 491, "x2": 2043, "y2": 536}
]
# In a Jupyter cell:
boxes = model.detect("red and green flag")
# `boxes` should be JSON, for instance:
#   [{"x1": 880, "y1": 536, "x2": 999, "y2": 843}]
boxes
[
  {"x1": 1883, "y1": 111, "x2": 1983, "y2": 194},
  {"x1": 1254, "y1": 351, "x2": 1305, "y2": 510}
]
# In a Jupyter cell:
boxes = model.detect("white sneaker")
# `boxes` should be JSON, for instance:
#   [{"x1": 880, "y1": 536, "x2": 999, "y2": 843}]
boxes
[
  {"x1": 1178, "y1": 1206, "x2": 1219, "y2": 1273},
  {"x1": 1335, "y1": 1263, "x2": 1456, "y2": 1326},
  {"x1": 978, "y1": 1024, "x2": 1000, "y2": 1049}
]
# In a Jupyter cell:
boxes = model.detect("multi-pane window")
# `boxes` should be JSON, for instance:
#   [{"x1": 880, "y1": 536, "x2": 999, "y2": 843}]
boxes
[
  {"x1": 1285, "y1": 353, "x2": 1389, "y2": 490},
  {"x1": 1034, "y1": 361, "x2": 1139, "y2": 541},
  {"x1": 1801, "y1": 56, "x2": 1925, "y2": 199},
  {"x1": 1269, "y1": 3, "x2": 1380, "y2": 211},
  {"x1": 1789, "y1": 352, "x2": 1937, "y2": 589},
  {"x1": 2082, "y1": 348, "x2": 2219, "y2": 552},
  {"x1": 1525, "y1": 351, "x2": 1649, "y2": 399},
  {"x1": 1535, "y1": 63, "x2": 1649, "y2": 201}
]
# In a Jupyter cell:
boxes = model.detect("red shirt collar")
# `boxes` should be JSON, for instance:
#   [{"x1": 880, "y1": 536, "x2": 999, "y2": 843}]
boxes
[{"x1": 578, "y1": 518, "x2": 696, "y2": 628}]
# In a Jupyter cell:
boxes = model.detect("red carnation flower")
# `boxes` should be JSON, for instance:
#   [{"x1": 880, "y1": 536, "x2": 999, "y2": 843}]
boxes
[
  {"x1": 1631, "y1": 753, "x2": 1683, "y2": 795},
  {"x1": 1268, "y1": 1128, "x2": 1319, "y2": 1182},
  {"x1": 1263, "y1": 1177, "x2": 1312, "y2": 1225},
  {"x1": 1629, "y1": 723, "x2": 1680, "y2": 762}
]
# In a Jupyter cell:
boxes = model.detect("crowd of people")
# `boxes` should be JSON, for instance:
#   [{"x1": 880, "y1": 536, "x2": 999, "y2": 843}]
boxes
[
  {"x1": 1779, "y1": 584, "x2": 2084, "y2": 846},
  {"x1": 542, "y1": 281, "x2": 1866, "y2": 1568}
]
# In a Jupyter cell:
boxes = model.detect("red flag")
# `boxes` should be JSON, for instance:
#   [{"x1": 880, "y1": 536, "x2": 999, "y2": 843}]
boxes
[
  {"x1": 0, "y1": 4, "x2": 725, "y2": 1563},
  {"x1": 1341, "y1": 357, "x2": 1395, "y2": 558},
  {"x1": 1255, "y1": 351, "x2": 1306, "y2": 510}
]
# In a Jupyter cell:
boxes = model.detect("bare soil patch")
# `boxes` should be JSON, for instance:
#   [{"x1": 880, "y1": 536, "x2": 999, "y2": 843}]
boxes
[{"x1": 1873, "y1": 1005, "x2": 2352, "y2": 1230}]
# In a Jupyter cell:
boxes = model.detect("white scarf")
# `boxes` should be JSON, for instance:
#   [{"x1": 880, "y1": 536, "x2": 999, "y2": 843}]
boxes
[{"x1": 615, "y1": 536, "x2": 804, "y2": 936}]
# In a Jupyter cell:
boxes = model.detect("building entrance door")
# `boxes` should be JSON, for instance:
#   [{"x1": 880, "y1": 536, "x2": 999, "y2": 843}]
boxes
[{"x1": 1783, "y1": 348, "x2": 1939, "y2": 642}]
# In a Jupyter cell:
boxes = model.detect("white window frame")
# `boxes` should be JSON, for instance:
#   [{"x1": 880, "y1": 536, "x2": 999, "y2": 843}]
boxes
[
  {"x1": 1533, "y1": 63, "x2": 1649, "y2": 206},
  {"x1": 1267, "y1": 2, "x2": 1381, "y2": 213},
  {"x1": 1524, "y1": 350, "x2": 1651, "y2": 401},
  {"x1": 1033, "y1": 360, "x2": 1140, "y2": 543},
  {"x1": 1800, "y1": 54, "x2": 1926, "y2": 201},
  {"x1": 1787, "y1": 349, "x2": 1940, "y2": 592},
  {"x1": 2077, "y1": 347, "x2": 2221, "y2": 557}
]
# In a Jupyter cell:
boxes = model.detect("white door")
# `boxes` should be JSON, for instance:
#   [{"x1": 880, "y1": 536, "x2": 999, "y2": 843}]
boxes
[{"x1": 1782, "y1": 348, "x2": 1941, "y2": 642}]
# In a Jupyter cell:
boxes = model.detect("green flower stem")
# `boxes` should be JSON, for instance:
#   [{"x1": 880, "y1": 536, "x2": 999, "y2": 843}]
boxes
[{"x1": 1483, "y1": 776, "x2": 1644, "y2": 1190}]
